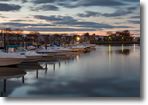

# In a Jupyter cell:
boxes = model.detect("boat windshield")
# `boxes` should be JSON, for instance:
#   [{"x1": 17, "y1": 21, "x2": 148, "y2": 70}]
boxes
[
  {"x1": 39, "y1": 47, "x2": 44, "y2": 50},
  {"x1": 15, "y1": 47, "x2": 28, "y2": 52}
]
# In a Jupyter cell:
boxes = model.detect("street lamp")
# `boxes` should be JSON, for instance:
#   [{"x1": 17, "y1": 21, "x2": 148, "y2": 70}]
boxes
[
  {"x1": 109, "y1": 37, "x2": 112, "y2": 41},
  {"x1": 77, "y1": 37, "x2": 80, "y2": 41}
]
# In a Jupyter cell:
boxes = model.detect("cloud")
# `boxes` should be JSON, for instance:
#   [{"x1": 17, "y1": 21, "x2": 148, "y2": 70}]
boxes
[
  {"x1": 131, "y1": 30, "x2": 140, "y2": 32},
  {"x1": 34, "y1": 15, "x2": 131, "y2": 29},
  {"x1": 123, "y1": 0, "x2": 140, "y2": 3},
  {"x1": 10, "y1": 19, "x2": 31, "y2": 22},
  {"x1": 31, "y1": 0, "x2": 126, "y2": 8},
  {"x1": 22, "y1": 0, "x2": 27, "y2": 3},
  {"x1": 26, "y1": 77, "x2": 140, "y2": 97},
  {"x1": 34, "y1": 15, "x2": 77, "y2": 22},
  {"x1": 103, "y1": 6, "x2": 138, "y2": 17},
  {"x1": 0, "y1": 0, "x2": 27, "y2": 2},
  {"x1": 77, "y1": 0, "x2": 126, "y2": 7},
  {"x1": 23, "y1": 27, "x2": 96, "y2": 32},
  {"x1": 77, "y1": 6, "x2": 138, "y2": 18},
  {"x1": 0, "y1": 16, "x2": 7, "y2": 18},
  {"x1": 77, "y1": 11, "x2": 101, "y2": 17},
  {"x1": 58, "y1": 0, "x2": 126, "y2": 8},
  {"x1": 1, "y1": 22, "x2": 98, "y2": 32},
  {"x1": 0, "y1": 3, "x2": 21, "y2": 11},
  {"x1": 1, "y1": 22, "x2": 55, "y2": 27},
  {"x1": 130, "y1": 16, "x2": 140, "y2": 19},
  {"x1": 128, "y1": 20, "x2": 140, "y2": 24},
  {"x1": 31, "y1": 0, "x2": 55, "y2": 4},
  {"x1": 31, "y1": 5, "x2": 59, "y2": 11},
  {"x1": 133, "y1": 34, "x2": 140, "y2": 36},
  {"x1": 0, "y1": 0, "x2": 10, "y2": 1},
  {"x1": 31, "y1": 0, "x2": 78, "y2": 4},
  {"x1": 127, "y1": 7, "x2": 138, "y2": 11},
  {"x1": 0, "y1": 14, "x2": 7, "y2": 18},
  {"x1": 102, "y1": 10, "x2": 133, "y2": 17},
  {"x1": 55, "y1": 21, "x2": 130, "y2": 29}
]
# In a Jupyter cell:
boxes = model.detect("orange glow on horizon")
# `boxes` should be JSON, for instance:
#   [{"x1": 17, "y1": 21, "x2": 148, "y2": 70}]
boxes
[{"x1": 0, "y1": 30, "x2": 140, "y2": 37}]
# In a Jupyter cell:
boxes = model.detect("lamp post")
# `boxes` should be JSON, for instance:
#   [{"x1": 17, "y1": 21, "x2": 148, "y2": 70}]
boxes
[
  {"x1": 109, "y1": 37, "x2": 112, "y2": 41},
  {"x1": 122, "y1": 37, "x2": 124, "y2": 41},
  {"x1": 77, "y1": 37, "x2": 80, "y2": 41}
]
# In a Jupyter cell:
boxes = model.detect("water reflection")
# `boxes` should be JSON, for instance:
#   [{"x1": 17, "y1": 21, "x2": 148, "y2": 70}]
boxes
[
  {"x1": 18, "y1": 63, "x2": 43, "y2": 72},
  {"x1": 107, "y1": 44, "x2": 134, "y2": 72},
  {"x1": 76, "y1": 55, "x2": 80, "y2": 61},
  {"x1": 59, "y1": 62, "x2": 61, "y2": 68},
  {"x1": 122, "y1": 44, "x2": 124, "y2": 53},
  {"x1": 115, "y1": 49, "x2": 131, "y2": 55},
  {"x1": 133, "y1": 44, "x2": 135, "y2": 52},
  {"x1": 0, "y1": 44, "x2": 140, "y2": 97},
  {"x1": 0, "y1": 67, "x2": 26, "y2": 97},
  {"x1": 109, "y1": 44, "x2": 111, "y2": 71},
  {"x1": 107, "y1": 44, "x2": 132, "y2": 55},
  {"x1": 39, "y1": 62, "x2": 56, "y2": 73},
  {"x1": 0, "y1": 66, "x2": 26, "y2": 79}
]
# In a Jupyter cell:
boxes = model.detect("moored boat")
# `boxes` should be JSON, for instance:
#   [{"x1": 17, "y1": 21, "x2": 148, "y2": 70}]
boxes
[
  {"x1": 7, "y1": 45, "x2": 43, "y2": 62},
  {"x1": 0, "y1": 66, "x2": 26, "y2": 79},
  {"x1": 0, "y1": 50, "x2": 26, "y2": 66},
  {"x1": 37, "y1": 46, "x2": 57, "y2": 57}
]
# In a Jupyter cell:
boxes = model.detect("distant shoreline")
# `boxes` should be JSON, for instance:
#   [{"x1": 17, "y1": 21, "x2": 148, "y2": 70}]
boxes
[{"x1": 90, "y1": 41, "x2": 140, "y2": 44}]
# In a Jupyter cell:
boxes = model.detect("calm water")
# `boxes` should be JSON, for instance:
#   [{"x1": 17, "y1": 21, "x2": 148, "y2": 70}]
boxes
[{"x1": 0, "y1": 44, "x2": 140, "y2": 97}]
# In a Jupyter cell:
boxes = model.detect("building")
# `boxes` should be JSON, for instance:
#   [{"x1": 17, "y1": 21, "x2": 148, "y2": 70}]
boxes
[{"x1": 133, "y1": 37, "x2": 140, "y2": 42}]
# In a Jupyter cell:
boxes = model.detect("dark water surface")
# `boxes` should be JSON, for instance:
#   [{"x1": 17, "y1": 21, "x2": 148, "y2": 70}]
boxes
[{"x1": 0, "y1": 44, "x2": 140, "y2": 97}]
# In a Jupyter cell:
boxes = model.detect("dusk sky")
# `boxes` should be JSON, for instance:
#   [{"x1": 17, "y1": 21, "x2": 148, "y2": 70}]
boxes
[{"x1": 0, "y1": 0, "x2": 140, "y2": 36}]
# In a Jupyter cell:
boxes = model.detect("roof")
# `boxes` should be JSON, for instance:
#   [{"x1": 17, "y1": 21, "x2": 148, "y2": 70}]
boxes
[{"x1": 7, "y1": 45, "x2": 22, "y2": 48}]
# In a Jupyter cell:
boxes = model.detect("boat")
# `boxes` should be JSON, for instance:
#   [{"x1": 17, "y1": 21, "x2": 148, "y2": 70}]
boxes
[
  {"x1": 27, "y1": 45, "x2": 36, "y2": 50},
  {"x1": 0, "y1": 50, "x2": 26, "y2": 66},
  {"x1": 86, "y1": 44, "x2": 96, "y2": 49},
  {"x1": 0, "y1": 66, "x2": 26, "y2": 79},
  {"x1": 37, "y1": 46, "x2": 57, "y2": 57},
  {"x1": 47, "y1": 45, "x2": 72, "y2": 52},
  {"x1": 47, "y1": 45, "x2": 73, "y2": 56},
  {"x1": 0, "y1": 66, "x2": 26, "y2": 96},
  {"x1": 83, "y1": 42, "x2": 96, "y2": 49},
  {"x1": 17, "y1": 62, "x2": 43, "y2": 72},
  {"x1": 68, "y1": 45, "x2": 88, "y2": 52},
  {"x1": 7, "y1": 45, "x2": 43, "y2": 62}
]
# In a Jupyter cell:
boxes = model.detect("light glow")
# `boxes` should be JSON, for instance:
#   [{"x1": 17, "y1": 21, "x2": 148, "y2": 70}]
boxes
[{"x1": 77, "y1": 37, "x2": 80, "y2": 41}]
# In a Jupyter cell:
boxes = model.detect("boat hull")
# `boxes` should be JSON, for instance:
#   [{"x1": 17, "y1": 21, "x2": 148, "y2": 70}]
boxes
[
  {"x1": 0, "y1": 58, "x2": 25, "y2": 66},
  {"x1": 37, "y1": 52, "x2": 56, "y2": 57},
  {"x1": 70, "y1": 48, "x2": 86, "y2": 52},
  {"x1": 23, "y1": 56, "x2": 42, "y2": 62},
  {"x1": 0, "y1": 67, "x2": 26, "y2": 79}
]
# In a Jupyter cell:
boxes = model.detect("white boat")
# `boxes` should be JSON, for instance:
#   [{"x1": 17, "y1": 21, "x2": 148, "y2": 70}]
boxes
[
  {"x1": 27, "y1": 45, "x2": 36, "y2": 50},
  {"x1": 47, "y1": 45, "x2": 72, "y2": 52},
  {"x1": 47, "y1": 45, "x2": 73, "y2": 56},
  {"x1": 68, "y1": 45, "x2": 87, "y2": 52},
  {"x1": 85, "y1": 44, "x2": 96, "y2": 49},
  {"x1": 83, "y1": 42, "x2": 96, "y2": 49},
  {"x1": 37, "y1": 46, "x2": 57, "y2": 57},
  {"x1": 0, "y1": 50, "x2": 26, "y2": 66},
  {"x1": 7, "y1": 45, "x2": 43, "y2": 62}
]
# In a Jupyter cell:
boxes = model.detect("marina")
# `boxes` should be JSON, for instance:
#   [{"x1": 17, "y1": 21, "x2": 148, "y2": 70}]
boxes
[
  {"x1": 0, "y1": 32, "x2": 97, "y2": 66},
  {"x1": 0, "y1": 0, "x2": 140, "y2": 99},
  {"x1": 0, "y1": 44, "x2": 140, "y2": 97},
  {"x1": 0, "y1": 30, "x2": 140, "y2": 97}
]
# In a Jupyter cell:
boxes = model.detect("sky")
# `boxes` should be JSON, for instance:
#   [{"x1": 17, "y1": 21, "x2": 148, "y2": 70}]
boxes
[{"x1": 0, "y1": 0, "x2": 140, "y2": 36}]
